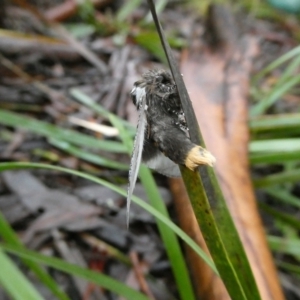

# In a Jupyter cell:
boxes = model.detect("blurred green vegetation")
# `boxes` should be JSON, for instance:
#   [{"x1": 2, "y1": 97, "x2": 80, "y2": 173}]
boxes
[
  {"x1": 0, "y1": 0, "x2": 300, "y2": 299},
  {"x1": 249, "y1": 39, "x2": 300, "y2": 287}
]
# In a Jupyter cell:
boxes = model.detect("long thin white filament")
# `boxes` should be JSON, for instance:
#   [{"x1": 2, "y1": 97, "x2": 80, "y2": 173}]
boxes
[{"x1": 127, "y1": 87, "x2": 146, "y2": 227}]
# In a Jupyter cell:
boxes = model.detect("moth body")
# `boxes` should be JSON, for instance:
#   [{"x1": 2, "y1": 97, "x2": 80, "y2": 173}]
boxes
[
  {"x1": 130, "y1": 69, "x2": 215, "y2": 174},
  {"x1": 126, "y1": 69, "x2": 215, "y2": 226}
]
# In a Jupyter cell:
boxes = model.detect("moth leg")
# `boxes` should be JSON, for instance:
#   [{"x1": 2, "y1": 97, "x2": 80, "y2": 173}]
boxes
[{"x1": 151, "y1": 122, "x2": 215, "y2": 170}]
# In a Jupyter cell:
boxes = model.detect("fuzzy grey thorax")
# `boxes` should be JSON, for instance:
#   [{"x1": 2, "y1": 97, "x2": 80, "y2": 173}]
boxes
[{"x1": 131, "y1": 70, "x2": 187, "y2": 131}]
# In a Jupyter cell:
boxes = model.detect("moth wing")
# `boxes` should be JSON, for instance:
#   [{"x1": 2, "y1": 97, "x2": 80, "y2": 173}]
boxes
[
  {"x1": 127, "y1": 87, "x2": 147, "y2": 227},
  {"x1": 145, "y1": 154, "x2": 181, "y2": 177}
]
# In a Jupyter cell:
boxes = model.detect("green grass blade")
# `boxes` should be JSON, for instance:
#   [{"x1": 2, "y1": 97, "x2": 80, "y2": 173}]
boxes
[
  {"x1": 250, "y1": 150, "x2": 300, "y2": 164},
  {"x1": 49, "y1": 138, "x2": 128, "y2": 170},
  {"x1": 69, "y1": 88, "x2": 135, "y2": 133},
  {"x1": 133, "y1": 31, "x2": 167, "y2": 63},
  {"x1": 108, "y1": 114, "x2": 133, "y2": 151},
  {"x1": 276, "y1": 53, "x2": 300, "y2": 85},
  {"x1": 253, "y1": 169, "x2": 300, "y2": 188},
  {"x1": 250, "y1": 74, "x2": 300, "y2": 116},
  {"x1": 253, "y1": 45, "x2": 300, "y2": 83},
  {"x1": 0, "y1": 249, "x2": 43, "y2": 300},
  {"x1": 140, "y1": 166, "x2": 196, "y2": 300},
  {"x1": 276, "y1": 261, "x2": 300, "y2": 275},
  {"x1": 250, "y1": 139, "x2": 300, "y2": 152},
  {"x1": 180, "y1": 167, "x2": 247, "y2": 299},
  {"x1": 0, "y1": 109, "x2": 127, "y2": 153},
  {"x1": 249, "y1": 137, "x2": 300, "y2": 164},
  {"x1": 268, "y1": 236, "x2": 300, "y2": 257},
  {"x1": 249, "y1": 113, "x2": 300, "y2": 133},
  {"x1": 0, "y1": 244, "x2": 149, "y2": 300},
  {"x1": 116, "y1": 0, "x2": 142, "y2": 22},
  {"x1": 259, "y1": 203, "x2": 300, "y2": 230},
  {"x1": 263, "y1": 188, "x2": 300, "y2": 209},
  {"x1": 0, "y1": 212, "x2": 69, "y2": 300}
]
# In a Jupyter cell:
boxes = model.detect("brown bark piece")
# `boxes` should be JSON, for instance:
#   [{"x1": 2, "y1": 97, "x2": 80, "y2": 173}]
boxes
[{"x1": 176, "y1": 5, "x2": 284, "y2": 300}]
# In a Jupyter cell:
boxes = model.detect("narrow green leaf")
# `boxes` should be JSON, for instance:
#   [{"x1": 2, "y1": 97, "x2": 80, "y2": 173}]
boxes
[
  {"x1": 133, "y1": 31, "x2": 167, "y2": 63},
  {"x1": 69, "y1": 88, "x2": 135, "y2": 134},
  {"x1": 259, "y1": 202, "x2": 300, "y2": 230},
  {"x1": 268, "y1": 236, "x2": 300, "y2": 257},
  {"x1": 276, "y1": 261, "x2": 300, "y2": 275},
  {"x1": 65, "y1": 23, "x2": 95, "y2": 38},
  {"x1": 108, "y1": 114, "x2": 132, "y2": 151},
  {"x1": 253, "y1": 45, "x2": 300, "y2": 83},
  {"x1": 250, "y1": 139, "x2": 300, "y2": 152},
  {"x1": 0, "y1": 249, "x2": 43, "y2": 300},
  {"x1": 249, "y1": 113, "x2": 300, "y2": 133},
  {"x1": 264, "y1": 188, "x2": 300, "y2": 209},
  {"x1": 0, "y1": 244, "x2": 149, "y2": 300},
  {"x1": 276, "y1": 53, "x2": 300, "y2": 85},
  {"x1": 140, "y1": 166, "x2": 196, "y2": 300},
  {"x1": 254, "y1": 169, "x2": 300, "y2": 188},
  {"x1": 0, "y1": 109, "x2": 127, "y2": 153},
  {"x1": 180, "y1": 167, "x2": 246, "y2": 299},
  {"x1": 250, "y1": 74, "x2": 300, "y2": 116},
  {"x1": 116, "y1": 0, "x2": 142, "y2": 22},
  {"x1": 49, "y1": 138, "x2": 128, "y2": 170},
  {"x1": 0, "y1": 212, "x2": 69, "y2": 300},
  {"x1": 250, "y1": 150, "x2": 300, "y2": 164}
]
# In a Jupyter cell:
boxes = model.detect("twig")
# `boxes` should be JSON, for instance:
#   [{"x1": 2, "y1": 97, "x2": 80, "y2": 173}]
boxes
[
  {"x1": 12, "y1": 0, "x2": 108, "y2": 74},
  {"x1": 0, "y1": 29, "x2": 80, "y2": 60},
  {"x1": 129, "y1": 251, "x2": 155, "y2": 300},
  {"x1": 0, "y1": 53, "x2": 77, "y2": 112},
  {"x1": 80, "y1": 233, "x2": 130, "y2": 265}
]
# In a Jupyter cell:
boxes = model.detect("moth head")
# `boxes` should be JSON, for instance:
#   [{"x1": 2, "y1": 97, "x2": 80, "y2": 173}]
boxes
[
  {"x1": 130, "y1": 70, "x2": 175, "y2": 107},
  {"x1": 153, "y1": 70, "x2": 172, "y2": 85},
  {"x1": 142, "y1": 69, "x2": 173, "y2": 86}
]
